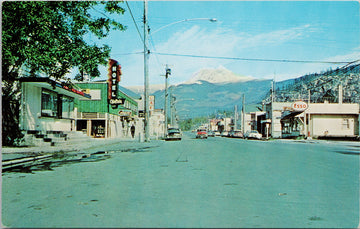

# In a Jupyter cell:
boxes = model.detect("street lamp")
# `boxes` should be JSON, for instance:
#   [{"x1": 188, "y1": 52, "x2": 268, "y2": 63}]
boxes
[
  {"x1": 164, "y1": 65, "x2": 171, "y2": 137},
  {"x1": 143, "y1": 3, "x2": 217, "y2": 141},
  {"x1": 151, "y1": 18, "x2": 217, "y2": 35}
]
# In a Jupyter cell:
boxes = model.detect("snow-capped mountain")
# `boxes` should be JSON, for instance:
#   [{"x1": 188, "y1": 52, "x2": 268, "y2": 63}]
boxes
[
  {"x1": 126, "y1": 84, "x2": 165, "y2": 95},
  {"x1": 184, "y1": 66, "x2": 254, "y2": 84}
]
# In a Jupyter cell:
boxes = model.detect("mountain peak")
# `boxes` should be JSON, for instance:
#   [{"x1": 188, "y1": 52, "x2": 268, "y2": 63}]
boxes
[{"x1": 184, "y1": 66, "x2": 254, "y2": 84}]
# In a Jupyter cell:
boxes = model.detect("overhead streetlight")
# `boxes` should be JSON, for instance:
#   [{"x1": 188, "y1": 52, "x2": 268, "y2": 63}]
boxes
[{"x1": 151, "y1": 18, "x2": 217, "y2": 36}]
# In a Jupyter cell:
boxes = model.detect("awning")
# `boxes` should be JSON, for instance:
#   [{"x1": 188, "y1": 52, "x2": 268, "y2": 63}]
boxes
[
  {"x1": 19, "y1": 77, "x2": 91, "y2": 100},
  {"x1": 281, "y1": 110, "x2": 304, "y2": 120}
]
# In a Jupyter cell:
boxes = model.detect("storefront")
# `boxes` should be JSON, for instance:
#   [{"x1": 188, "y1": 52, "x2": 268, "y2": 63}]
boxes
[
  {"x1": 75, "y1": 81, "x2": 141, "y2": 139},
  {"x1": 280, "y1": 101, "x2": 359, "y2": 139},
  {"x1": 19, "y1": 77, "x2": 91, "y2": 134}
]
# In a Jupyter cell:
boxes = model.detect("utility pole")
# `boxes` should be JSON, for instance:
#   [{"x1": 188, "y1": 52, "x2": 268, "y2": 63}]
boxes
[
  {"x1": 170, "y1": 94, "x2": 176, "y2": 127},
  {"x1": 164, "y1": 65, "x2": 171, "y2": 137},
  {"x1": 242, "y1": 94, "x2": 245, "y2": 133},
  {"x1": 234, "y1": 105, "x2": 238, "y2": 131},
  {"x1": 271, "y1": 79, "x2": 275, "y2": 138},
  {"x1": 143, "y1": 0, "x2": 150, "y2": 142}
]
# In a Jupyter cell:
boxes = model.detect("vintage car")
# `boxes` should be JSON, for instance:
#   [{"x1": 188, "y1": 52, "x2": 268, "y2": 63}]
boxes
[
  {"x1": 196, "y1": 129, "x2": 208, "y2": 139},
  {"x1": 244, "y1": 130, "x2": 262, "y2": 140},
  {"x1": 165, "y1": 128, "x2": 182, "y2": 141},
  {"x1": 207, "y1": 131, "x2": 215, "y2": 137},
  {"x1": 229, "y1": 130, "x2": 244, "y2": 138}
]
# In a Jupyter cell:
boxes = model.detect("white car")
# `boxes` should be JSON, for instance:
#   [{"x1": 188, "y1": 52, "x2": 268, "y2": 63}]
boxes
[
  {"x1": 165, "y1": 128, "x2": 182, "y2": 141},
  {"x1": 244, "y1": 130, "x2": 262, "y2": 140}
]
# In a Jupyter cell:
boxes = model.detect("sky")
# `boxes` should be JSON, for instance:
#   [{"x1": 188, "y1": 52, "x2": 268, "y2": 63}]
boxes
[{"x1": 84, "y1": 1, "x2": 360, "y2": 86}]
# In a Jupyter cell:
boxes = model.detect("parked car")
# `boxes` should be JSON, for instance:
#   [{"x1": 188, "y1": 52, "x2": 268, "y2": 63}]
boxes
[
  {"x1": 230, "y1": 130, "x2": 244, "y2": 138},
  {"x1": 208, "y1": 131, "x2": 215, "y2": 137},
  {"x1": 214, "y1": 131, "x2": 221, "y2": 136},
  {"x1": 196, "y1": 129, "x2": 208, "y2": 139},
  {"x1": 165, "y1": 128, "x2": 182, "y2": 141},
  {"x1": 221, "y1": 131, "x2": 229, "y2": 137},
  {"x1": 244, "y1": 130, "x2": 262, "y2": 140}
]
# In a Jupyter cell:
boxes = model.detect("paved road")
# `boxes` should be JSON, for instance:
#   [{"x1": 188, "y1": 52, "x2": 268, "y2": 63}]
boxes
[{"x1": 2, "y1": 133, "x2": 359, "y2": 227}]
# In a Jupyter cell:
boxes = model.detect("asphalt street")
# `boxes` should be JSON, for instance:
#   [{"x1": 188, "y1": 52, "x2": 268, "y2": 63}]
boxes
[{"x1": 2, "y1": 133, "x2": 359, "y2": 228}]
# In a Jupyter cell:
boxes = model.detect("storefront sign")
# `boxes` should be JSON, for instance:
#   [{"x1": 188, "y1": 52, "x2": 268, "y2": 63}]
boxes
[
  {"x1": 292, "y1": 101, "x2": 308, "y2": 111},
  {"x1": 108, "y1": 59, "x2": 122, "y2": 100},
  {"x1": 119, "y1": 110, "x2": 132, "y2": 116},
  {"x1": 109, "y1": 98, "x2": 125, "y2": 105},
  {"x1": 149, "y1": 95, "x2": 155, "y2": 111},
  {"x1": 138, "y1": 110, "x2": 145, "y2": 118}
]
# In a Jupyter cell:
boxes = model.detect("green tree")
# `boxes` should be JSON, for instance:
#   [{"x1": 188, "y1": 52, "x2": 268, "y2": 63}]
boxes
[{"x1": 2, "y1": 1, "x2": 127, "y2": 146}]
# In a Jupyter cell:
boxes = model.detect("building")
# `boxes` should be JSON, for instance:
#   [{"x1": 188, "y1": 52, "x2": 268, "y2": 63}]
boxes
[
  {"x1": 218, "y1": 118, "x2": 233, "y2": 133},
  {"x1": 305, "y1": 102, "x2": 359, "y2": 139},
  {"x1": 75, "y1": 81, "x2": 141, "y2": 139},
  {"x1": 243, "y1": 111, "x2": 266, "y2": 134},
  {"x1": 137, "y1": 95, "x2": 166, "y2": 139},
  {"x1": 19, "y1": 77, "x2": 92, "y2": 145},
  {"x1": 149, "y1": 109, "x2": 165, "y2": 139},
  {"x1": 209, "y1": 119, "x2": 222, "y2": 132},
  {"x1": 263, "y1": 102, "x2": 293, "y2": 138},
  {"x1": 261, "y1": 94, "x2": 360, "y2": 139}
]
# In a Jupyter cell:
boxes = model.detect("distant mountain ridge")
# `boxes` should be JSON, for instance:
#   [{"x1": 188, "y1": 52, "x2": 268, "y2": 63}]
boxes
[
  {"x1": 153, "y1": 79, "x2": 271, "y2": 118},
  {"x1": 184, "y1": 66, "x2": 254, "y2": 84},
  {"x1": 124, "y1": 63, "x2": 360, "y2": 119},
  {"x1": 269, "y1": 63, "x2": 360, "y2": 104}
]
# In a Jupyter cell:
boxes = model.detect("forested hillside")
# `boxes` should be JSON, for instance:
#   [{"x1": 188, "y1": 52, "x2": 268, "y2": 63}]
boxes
[{"x1": 266, "y1": 64, "x2": 360, "y2": 104}]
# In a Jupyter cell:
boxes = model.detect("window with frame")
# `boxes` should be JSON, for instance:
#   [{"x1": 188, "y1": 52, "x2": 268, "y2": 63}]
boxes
[
  {"x1": 41, "y1": 89, "x2": 58, "y2": 117},
  {"x1": 41, "y1": 89, "x2": 75, "y2": 119},
  {"x1": 342, "y1": 119, "x2": 350, "y2": 130},
  {"x1": 61, "y1": 95, "x2": 74, "y2": 118}
]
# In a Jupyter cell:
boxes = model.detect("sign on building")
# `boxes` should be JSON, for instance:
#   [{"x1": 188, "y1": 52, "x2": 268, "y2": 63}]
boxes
[
  {"x1": 149, "y1": 95, "x2": 155, "y2": 111},
  {"x1": 108, "y1": 59, "x2": 122, "y2": 108},
  {"x1": 119, "y1": 110, "x2": 132, "y2": 117},
  {"x1": 292, "y1": 101, "x2": 308, "y2": 111},
  {"x1": 138, "y1": 110, "x2": 145, "y2": 118}
]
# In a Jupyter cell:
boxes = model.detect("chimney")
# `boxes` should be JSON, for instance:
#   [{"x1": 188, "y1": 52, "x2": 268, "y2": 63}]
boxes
[{"x1": 339, "y1": 84, "x2": 343, "y2": 104}]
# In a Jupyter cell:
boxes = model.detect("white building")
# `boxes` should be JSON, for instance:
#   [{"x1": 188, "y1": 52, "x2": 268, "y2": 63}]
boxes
[
  {"x1": 264, "y1": 100, "x2": 360, "y2": 139},
  {"x1": 137, "y1": 95, "x2": 166, "y2": 139},
  {"x1": 20, "y1": 77, "x2": 91, "y2": 132},
  {"x1": 307, "y1": 102, "x2": 359, "y2": 138},
  {"x1": 150, "y1": 109, "x2": 165, "y2": 139},
  {"x1": 19, "y1": 77, "x2": 92, "y2": 145}
]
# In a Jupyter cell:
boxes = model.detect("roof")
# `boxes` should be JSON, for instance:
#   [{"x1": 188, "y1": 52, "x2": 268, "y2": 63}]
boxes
[{"x1": 19, "y1": 77, "x2": 91, "y2": 99}]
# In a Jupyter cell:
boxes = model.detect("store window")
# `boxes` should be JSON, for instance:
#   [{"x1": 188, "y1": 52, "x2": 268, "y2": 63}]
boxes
[
  {"x1": 61, "y1": 96, "x2": 74, "y2": 118},
  {"x1": 41, "y1": 89, "x2": 58, "y2": 117},
  {"x1": 41, "y1": 89, "x2": 74, "y2": 119},
  {"x1": 342, "y1": 119, "x2": 350, "y2": 130}
]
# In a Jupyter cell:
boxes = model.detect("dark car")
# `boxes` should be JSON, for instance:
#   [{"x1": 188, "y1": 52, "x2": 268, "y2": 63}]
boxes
[{"x1": 165, "y1": 128, "x2": 182, "y2": 141}]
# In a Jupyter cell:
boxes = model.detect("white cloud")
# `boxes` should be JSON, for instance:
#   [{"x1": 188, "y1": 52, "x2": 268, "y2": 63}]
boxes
[
  {"x1": 119, "y1": 24, "x2": 318, "y2": 86},
  {"x1": 258, "y1": 47, "x2": 360, "y2": 82},
  {"x1": 325, "y1": 48, "x2": 360, "y2": 62}
]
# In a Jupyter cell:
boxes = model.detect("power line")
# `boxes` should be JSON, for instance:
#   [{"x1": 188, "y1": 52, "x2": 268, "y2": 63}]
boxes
[
  {"x1": 153, "y1": 52, "x2": 352, "y2": 65},
  {"x1": 125, "y1": 1, "x2": 144, "y2": 45},
  {"x1": 111, "y1": 51, "x2": 144, "y2": 56},
  {"x1": 148, "y1": 36, "x2": 164, "y2": 74}
]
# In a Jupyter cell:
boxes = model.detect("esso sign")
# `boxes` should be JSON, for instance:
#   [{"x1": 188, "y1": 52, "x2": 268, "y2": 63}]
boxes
[{"x1": 292, "y1": 101, "x2": 308, "y2": 111}]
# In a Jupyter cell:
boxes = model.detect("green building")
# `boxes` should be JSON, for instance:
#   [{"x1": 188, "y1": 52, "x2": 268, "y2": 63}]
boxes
[{"x1": 74, "y1": 81, "x2": 142, "y2": 138}]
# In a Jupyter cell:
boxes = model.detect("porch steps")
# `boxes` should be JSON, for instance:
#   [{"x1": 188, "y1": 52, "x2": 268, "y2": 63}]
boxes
[
  {"x1": 23, "y1": 130, "x2": 92, "y2": 147},
  {"x1": 24, "y1": 130, "x2": 70, "y2": 147}
]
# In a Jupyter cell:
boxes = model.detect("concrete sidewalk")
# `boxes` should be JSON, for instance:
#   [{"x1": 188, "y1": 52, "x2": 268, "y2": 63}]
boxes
[{"x1": 1, "y1": 137, "x2": 149, "y2": 161}]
